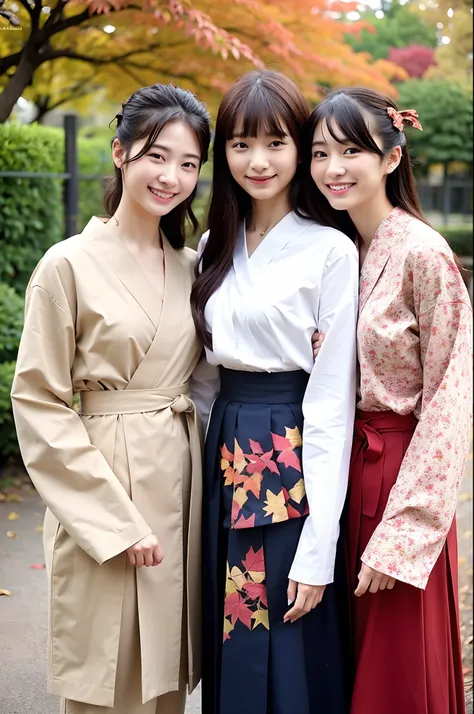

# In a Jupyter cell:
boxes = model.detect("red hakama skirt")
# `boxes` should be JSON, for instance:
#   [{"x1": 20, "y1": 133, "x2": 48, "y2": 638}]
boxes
[{"x1": 346, "y1": 409, "x2": 465, "y2": 714}]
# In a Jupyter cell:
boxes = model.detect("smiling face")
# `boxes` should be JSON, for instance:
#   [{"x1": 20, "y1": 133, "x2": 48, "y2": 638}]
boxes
[
  {"x1": 225, "y1": 121, "x2": 299, "y2": 203},
  {"x1": 113, "y1": 120, "x2": 201, "y2": 219},
  {"x1": 310, "y1": 117, "x2": 400, "y2": 216}
]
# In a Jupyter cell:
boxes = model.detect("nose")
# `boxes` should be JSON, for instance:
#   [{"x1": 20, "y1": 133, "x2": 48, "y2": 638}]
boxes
[
  {"x1": 249, "y1": 149, "x2": 270, "y2": 172},
  {"x1": 326, "y1": 157, "x2": 346, "y2": 179},
  {"x1": 158, "y1": 165, "x2": 178, "y2": 187}
]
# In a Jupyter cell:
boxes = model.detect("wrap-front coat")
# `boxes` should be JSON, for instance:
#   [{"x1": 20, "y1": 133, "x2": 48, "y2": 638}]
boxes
[{"x1": 11, "y1": 217, "x2": 203, "y2": 706}]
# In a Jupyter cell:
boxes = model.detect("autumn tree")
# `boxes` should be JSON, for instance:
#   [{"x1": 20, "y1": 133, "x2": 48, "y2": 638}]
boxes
[
  {"x1": 345, "y1": 0, "x2": 437, "y2": 60},
  {"x1": 387, "y1": 44, "x2": 436, "y2": 78},
  {"x1": 0, "y1": 0, "x2": 402, "y2": 123}
]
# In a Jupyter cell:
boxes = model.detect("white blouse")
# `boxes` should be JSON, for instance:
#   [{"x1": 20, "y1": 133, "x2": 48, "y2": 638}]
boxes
[{"x1": 191, "y1": 211, "x2": 359, "y2": 585}]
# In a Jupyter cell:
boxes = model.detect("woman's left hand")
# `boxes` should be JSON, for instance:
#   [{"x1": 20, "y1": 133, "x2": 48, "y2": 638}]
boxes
[
  {"x1": 354, "y1": 563, "x2": 397, "y2": 597},
  {"x1": 284, "y1": 579, "x2": 326, "y2": 623}
]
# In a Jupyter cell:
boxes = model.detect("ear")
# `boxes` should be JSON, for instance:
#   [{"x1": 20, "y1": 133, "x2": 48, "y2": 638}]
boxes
[
  {"x1": 112, "y1": 139, "x2": 125, "y2": 170},
  {"x1": 385, "y1": 145, "x2": 402, "y2": 175}
]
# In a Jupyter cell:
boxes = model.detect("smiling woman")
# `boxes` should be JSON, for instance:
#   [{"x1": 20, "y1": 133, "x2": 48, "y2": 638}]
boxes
[{"x1": 11, "y1": 84, "x2": 212, "y2": 714}]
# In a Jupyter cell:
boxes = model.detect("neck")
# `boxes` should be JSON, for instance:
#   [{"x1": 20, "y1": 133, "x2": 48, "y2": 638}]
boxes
[
  {"x1": 348, "y1": 188, "x2": 394, "y2": 249},
  {"x1": 111, "y1": 194, "x2": 162, "y2": 248},
  {"x1": 248, "y1": 191, "x2": 292, "y2": 234}
]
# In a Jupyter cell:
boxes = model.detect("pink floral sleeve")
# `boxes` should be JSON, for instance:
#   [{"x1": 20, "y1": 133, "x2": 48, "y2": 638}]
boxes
[{"x1": 361, "y1": 247, "x2": 472, "y2": 589}]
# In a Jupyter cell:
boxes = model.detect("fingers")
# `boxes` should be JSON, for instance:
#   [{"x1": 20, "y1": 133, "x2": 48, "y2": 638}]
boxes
[
  {"x1": 287, "y1": 579, "x2": 297, "y2": 606},
  {"x1": 284, "y1": 590, "x2": 308, "y2": 623},
  {"x1": 152, "y1": 544, "x2": 164, "y2": 566},
  {"x1": 354, "y1": 565, "x2": 372, "y2": 597},
  {"x1": 355, "y1": 564, "x2": 397, "y2": 596}
]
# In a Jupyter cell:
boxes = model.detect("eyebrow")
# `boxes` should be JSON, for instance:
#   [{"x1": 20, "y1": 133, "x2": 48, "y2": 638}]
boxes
[
  {"x1": 149, "y1": 143, "x2": 200, "y2": 161},
  {"x1": 230, "y1": 131, "x2": 288, "y2": 139},
  {"x1": 311, "y1": 138, "x2": 350, "y2": 147}
]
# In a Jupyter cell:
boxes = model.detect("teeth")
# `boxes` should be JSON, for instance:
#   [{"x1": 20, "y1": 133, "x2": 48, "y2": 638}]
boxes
[
  {"x1": 329, "y1": 184, "x2": 353, "y2": 191},
  {"x1": 150, "y1": 187, "x2": 175, "y2": 198}
]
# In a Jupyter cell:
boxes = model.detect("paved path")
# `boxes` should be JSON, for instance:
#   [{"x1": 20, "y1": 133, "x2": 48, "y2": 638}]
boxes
[{"x1": 1, "y1": 447, "x2": 472, "y2": 714}]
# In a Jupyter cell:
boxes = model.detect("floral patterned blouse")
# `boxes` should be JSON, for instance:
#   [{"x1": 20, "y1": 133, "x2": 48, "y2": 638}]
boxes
[{"x1": 358, "y1": 207, "x2": 472, "y2": 589}]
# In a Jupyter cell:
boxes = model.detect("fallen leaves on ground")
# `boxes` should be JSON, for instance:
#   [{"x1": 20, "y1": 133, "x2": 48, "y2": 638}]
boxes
[
  {"x1": 7, "y1": 512, "x2": 19, "y2": 521},
  {"x1": 35, "y1": 525, "x2": 43, "y2": 533},
  {"x1": 0, "y1": 589, "x2": 12, "y2": 596},
  {"x1": 6, "y1": 531, "x2": 18, "y2": 539},
  {"x1": 3, "y1": 494, "x2": 23, "y2": 503}
]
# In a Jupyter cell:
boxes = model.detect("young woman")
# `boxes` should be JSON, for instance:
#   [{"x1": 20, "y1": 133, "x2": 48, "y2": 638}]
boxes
[
  {"x1": 308, "y1": 87, "x2": 472, "y2": 714},
  {"x1": 191, "y1": 70, "x2": 359, "y2": 714},
  {"x1": 11, "y1": 84, "x2": 211, "y2": 714}
]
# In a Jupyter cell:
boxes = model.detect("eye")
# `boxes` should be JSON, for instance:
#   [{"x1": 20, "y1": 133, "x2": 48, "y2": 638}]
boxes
[
  {"x1": 344, "y1": 147, "x2": 360, "y2": 155},
  {"x1": 183, "y1": 161, "x2": 198, "y2": 170},
  {"x1": 313, "y1": 150, "x2": 327, "y2": 159},
  {"x1": 269, "y1": 140, "x2": 286, "y2": 148},
  {"x1": 149, "y1": 152, "x2": 164, "y2": 161},
  {"x1": 232, "y1": 141, "x2": 248, "y2": 149}
]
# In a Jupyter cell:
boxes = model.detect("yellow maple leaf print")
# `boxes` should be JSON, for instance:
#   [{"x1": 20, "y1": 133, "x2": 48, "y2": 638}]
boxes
[
  {"x1": 263, "y1": 490, "x2": 288, "y2": 523},
  {"x1": 252, "y1": 608, "x2": 269, "y2": 630},
  {"x1": 285, "y1": 426, "x2": 302, "y2": 448},
  {"x1": 224, "y1": 617, "x2": 235, "y2": 637},
  {"x1": 234, "y1": 487, "x2": 249, "y2": 508},
  {"x1": 233, "y1": 439, "x2": 247, "y2": 474},
  {"x1": 289, "y1": 478, "x2": 306, "y2": 504},
  {"x1": 225, "y1": 564, "x2": 237, "y2": 595},
  {"x1": 248, "y1": 570, "x2": 265, "y2": 583},
  {"x1": 230, "y1": 566, "x2": 247, "y2": 590}
]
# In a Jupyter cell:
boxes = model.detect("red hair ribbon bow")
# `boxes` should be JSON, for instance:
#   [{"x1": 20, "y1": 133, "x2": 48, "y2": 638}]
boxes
[{"x1": 387, "y1": 107, "x2": 423, "y2": 132}]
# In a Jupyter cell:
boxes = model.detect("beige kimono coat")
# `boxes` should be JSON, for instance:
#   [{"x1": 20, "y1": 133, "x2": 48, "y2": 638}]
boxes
[
  {"x1": 11, "y1": 217, "x2": 203, "y2": 706},
  {"x1": 356, "y1": 207, "x2": 472, "y2": 589}
]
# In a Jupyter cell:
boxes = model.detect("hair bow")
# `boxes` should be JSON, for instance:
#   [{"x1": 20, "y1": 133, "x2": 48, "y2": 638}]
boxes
[{"x1": 387, "y1": 107, "x2": 423, "y2": 132}]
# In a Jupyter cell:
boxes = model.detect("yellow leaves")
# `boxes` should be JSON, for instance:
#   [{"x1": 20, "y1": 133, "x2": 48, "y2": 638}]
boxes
[
  {"x1": 285, "y1": 426, "x2": 302, "y2": 449},
  {"x1": 6, "y1": 531, "x2": 18, "y2": 539},
  {"x1": 459, "y1": 493, "x2": 472, "y2": 502},
  {"x1": 263, "y1": 489, "x2": 289, "y2": 524},
  {"x1": 233, "y1": 439, "x2": 247, "y2": 474},
  {"x1": 224, "y1": 616, "x2": 235, "y2": 638},
  {"x1": 248, "y1": 569, "x2": 265, "y2": 584},
  {"x1": 289, "y1": 478, "x2": 306, "y2": 504},
  {"x1": 0, "y1": 589, "x2": 12, "y2": 597},
  {"x1": 252, "y1": 608, "x2": 269, "y2": 630},
  {"x1": 230, "y1": 566, "x2": 246, "y2": 591},
  {"x1": 7, "y1": 512, "x2": 19, "y2": 521},
  {"x1": 3, "y1": 493, "x2": 23, "y2": 503},
  {"x1": 233, "y1": 488, "x2": 248, "y2": 509},
  {"x1": 35, "y1": 525, "x2": 43, "y2": 533}
]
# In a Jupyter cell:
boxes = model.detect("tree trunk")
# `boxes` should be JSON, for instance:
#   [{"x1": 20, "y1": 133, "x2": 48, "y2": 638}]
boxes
[{"x1": 0, "y1": 49, "x2": 36, "y2": 123}]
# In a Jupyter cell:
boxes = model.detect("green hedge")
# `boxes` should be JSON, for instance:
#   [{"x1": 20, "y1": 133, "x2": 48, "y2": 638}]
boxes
[
  {"x1": 0, "y1": 283, "x2": 24, "y2": 363},
  {"x1": 0, "y1": 361, "x2": 19, "y2": 462},
  {"x1": 438, "y1": 226, "x2": 473, "y2": 257},
  {"x1": 78, "y1": 132, "x2": 113, "y2": 229},
  {"x1": 0, "y1": 123, "x2": 64, "y2": 295}
]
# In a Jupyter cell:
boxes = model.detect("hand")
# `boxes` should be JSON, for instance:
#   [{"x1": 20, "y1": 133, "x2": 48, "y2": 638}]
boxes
[
  {"x1": 284, "y1": 579, "x2": 326, "y2": 623},
  {"x1": 311, "y1": 331, "x2": 325, "y2": 360},
  {"x1": 126, "y1": 533, "x2": 163, "y2": 568},
  {"x1": 354, "y1": 563, "x2": 396, "y2": 597}
]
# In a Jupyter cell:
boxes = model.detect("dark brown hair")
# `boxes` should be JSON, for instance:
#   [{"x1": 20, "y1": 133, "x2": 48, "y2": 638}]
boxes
[
  {"x1": 304, "y1": 86, "x2": 430, "y2": 239},
  {"x1": 104, "y1": 84, "x2": 211, "y2": 250},
  {"x1": 191, "y1": 70, "x2": 343, "y2": 347}
]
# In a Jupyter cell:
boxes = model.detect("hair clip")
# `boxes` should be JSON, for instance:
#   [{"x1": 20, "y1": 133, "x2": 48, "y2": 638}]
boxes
[{"x1": 387, "y1": 107, "x2": 423, "y2": 132}]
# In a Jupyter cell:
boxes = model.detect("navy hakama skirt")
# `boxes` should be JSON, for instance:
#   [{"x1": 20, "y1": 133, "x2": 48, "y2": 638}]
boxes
[{"x1": 202, "y1": 368, "x2": 347, "y2": 714}]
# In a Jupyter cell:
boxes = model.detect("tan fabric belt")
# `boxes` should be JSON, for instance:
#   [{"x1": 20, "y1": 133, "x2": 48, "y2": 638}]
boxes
[{"x1": 78, "y1": 383, "x2": 194, "y2": 416}]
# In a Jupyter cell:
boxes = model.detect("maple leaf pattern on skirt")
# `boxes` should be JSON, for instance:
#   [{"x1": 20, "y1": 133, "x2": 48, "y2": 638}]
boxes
[
  {"x1": 220, "y1": 426, "x2": 309, "y2": 529},
  {"x1": 223, "y1": 546, "x2": 269, "y2": 642}
]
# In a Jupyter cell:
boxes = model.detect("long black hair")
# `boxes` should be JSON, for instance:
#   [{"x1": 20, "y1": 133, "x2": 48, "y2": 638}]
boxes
[
  {"x1": 104, "y1": 84, "x2": 211, "y2": 250},
  {"x1": 191, "y1": 70, "x2": 344, "y2": 348},
  {"x1": 304, "y1": 86, "x2": 431, "y2": 239}
]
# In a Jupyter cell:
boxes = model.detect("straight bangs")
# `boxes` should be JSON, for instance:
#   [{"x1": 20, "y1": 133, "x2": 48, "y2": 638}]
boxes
[
  {"x1": 316, "y1": 94, "x2": 383, "y2": 157},
  {"x1": 224, "y1": 88, "x2": 290, "y2": 141}
]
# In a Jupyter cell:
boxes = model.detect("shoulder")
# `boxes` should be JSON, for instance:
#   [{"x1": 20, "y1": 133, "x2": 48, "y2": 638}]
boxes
[
  {"x1": 296, "y1": 215, "x2": 358, "y2": 262},
  {"x1": 196, "y1": 230, "x2": 209, "y2": 259},
  {"x1": 181, "y1": 245, "x2": 198, "y2": 263},
  {"x1": 28, "y1": 234, "x2": 84, "y2": 289},
  {"x1": 402, "y1": 216, "x2": 454, "y2": 264}
]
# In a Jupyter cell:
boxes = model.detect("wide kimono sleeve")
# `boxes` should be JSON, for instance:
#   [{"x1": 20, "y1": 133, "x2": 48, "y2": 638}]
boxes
[
  {"x1": 289, "y1": 244, "x2": 359, "y2": 585},
  {"x1": 362, "y1": 245, "x2": 473, "y2": 589},
  {"x1": 11, "y1": 257, "x2": 153, "y2": 565}
]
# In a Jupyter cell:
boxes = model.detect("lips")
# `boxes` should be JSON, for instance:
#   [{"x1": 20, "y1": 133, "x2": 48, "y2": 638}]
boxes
[
  {"x1": 246, "y1": 175, "x2": 276, "y2": 183},
  {"x1": 326, "y1": 183, "x2": 355, "y2": 196},
  {"x1": 148, "y1": 186, "x2": 176, "y2": 199}
]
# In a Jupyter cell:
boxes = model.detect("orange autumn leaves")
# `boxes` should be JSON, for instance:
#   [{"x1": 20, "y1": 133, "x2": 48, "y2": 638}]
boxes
[
  {"x1": 220, "y1": 427, "x2": 308, "y2": 528},
  {"x1": 224, "y1": 546, "x2": 268, "y2": 641}
]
